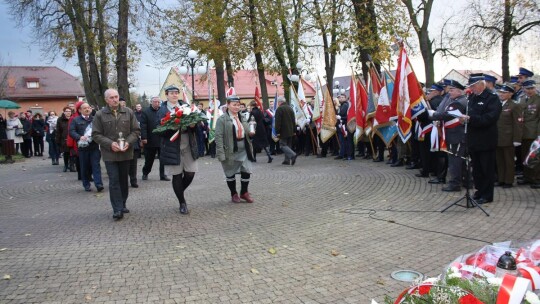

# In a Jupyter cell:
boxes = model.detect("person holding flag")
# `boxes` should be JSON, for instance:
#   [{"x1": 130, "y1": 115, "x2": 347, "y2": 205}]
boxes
[
  {"x1": 428, "y1": 80, "x2": 468, "y2": 192},
  {"x1": 248, "y1": 100, "x2": 273, "y2": 163}
]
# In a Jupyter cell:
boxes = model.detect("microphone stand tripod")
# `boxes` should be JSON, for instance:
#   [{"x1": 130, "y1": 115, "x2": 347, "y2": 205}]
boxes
[{"x1": 441, "y1": 97, "x2": 489, "y2": 216}]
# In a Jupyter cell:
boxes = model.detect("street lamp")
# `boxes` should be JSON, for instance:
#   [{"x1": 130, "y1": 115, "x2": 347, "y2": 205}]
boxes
[
  {"x1": 145, "y1": 64, "x2": 161, "y2": 94},
  {"x1": 178, "y1": 50, "x2": 206, "y2": 103},
  {"x1": 333, "y1": 80, "x2": 345, "y2": 96},
  {"x1": 290, "y1": 62, "x2": 312, "y2": 83}
]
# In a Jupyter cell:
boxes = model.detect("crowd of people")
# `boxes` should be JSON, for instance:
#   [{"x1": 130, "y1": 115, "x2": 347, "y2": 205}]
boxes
[{"x1": 0, "y1": 66, "x2": 538, "y2": 220}]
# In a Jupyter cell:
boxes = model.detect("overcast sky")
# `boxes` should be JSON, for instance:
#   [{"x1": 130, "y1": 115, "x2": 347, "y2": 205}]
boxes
[{"x1": 1, "y1": 1, "x2": 538, "y2": 98}]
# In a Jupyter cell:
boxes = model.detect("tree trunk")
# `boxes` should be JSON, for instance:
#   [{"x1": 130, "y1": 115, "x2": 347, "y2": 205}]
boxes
[
  {"x1": 501, "y1": 0, "x2": 512, "y2": 81},
  {"x1": 215, "y1": 62, "x2": 226, "y2": 103},
  {"x1": 420, "y1": 31, "x2": 435, "y2": 86},
  {"x1": 96, "y1": 0, "x2": 108, "y2": 92},
  {"x1": 248, "y1": 0, "x2": 269, "y2": 108},
  {"x1": 116, "y1": 0, "x2": 130, "y2": 105}
]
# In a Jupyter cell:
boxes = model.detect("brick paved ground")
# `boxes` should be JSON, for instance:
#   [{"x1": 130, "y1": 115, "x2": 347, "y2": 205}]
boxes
[{"x1": 0, "y1": 152, "x2": 538, "y2": 303}]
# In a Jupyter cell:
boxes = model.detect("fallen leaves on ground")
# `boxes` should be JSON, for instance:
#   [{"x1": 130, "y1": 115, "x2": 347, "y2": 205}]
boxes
[
  {"x1": 331, "y1": 250, "x2": 340, "y2": 256},
  {"x1": 3, "y1": 274, "x2": 11, "y2": 280},
  {"x1": 268, "y1": 248, "x2": 277, "y2": 255}
]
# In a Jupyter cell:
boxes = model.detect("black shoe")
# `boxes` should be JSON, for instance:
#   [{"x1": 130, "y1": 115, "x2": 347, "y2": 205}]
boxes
[
  {"x1": 97, "y1": 186, "x2": 104, "y2": 192},
  {"x1": 63, "y1": 166, "x2": 68, "y2": 172},
  {"x1": 142, "y1": 174, "x2": 148, "y2": 180},
  {"x1": 282, "y1": 160, "x2": 290, "y2": 165},
  {"x1": 405, "y1": 163, "x2": 419, "y2": 170},
  {"x1": 84, "y1": 187, "x2": 91, "y2": 192},
  {"x1": 160, "y1": 176, "x2": 171, "y2": 181},
  {"x1": 476, "y1": 198, "x2": 492, "y2": 205},
  {"x1": 268, "y1": 157, "x2": 273, "y2": 163},
  {"x1": 122, "y1": 207, "x2": 130, "y2": 213},
  {"x1": 428, "y1": 178, "x2": 445, "y2": 184},
  {"x1": 473, "y1": 191, "x2": 481, "y2": 200},
  {"x1": 517, "y1": 180, "x2": 530, "y2": 185},
  {"x1": 291, "y1": 155, "x2": 297, "y2": 166},
  {"x1": 494, "y1": 182, "x2": 505, "y2": 187},
  {"x1": 502, "y1": 184, "x2": 513, "y2": 188},
  {"x1": 373, "y1": 158, "x2": 383, "y2": 162},
  {"x1": 363, "y1": 155, "x2": 372, "y2": 159},
  {"x1": 334, "y1": 156, "x2": 343, "y2": 160},
  {"x1": 391, "y1": 160, "x2": 404, "y2": 167},
  {"x1": 531, "y1": 183, "x2": 540, "y2": 189},
  {"x1": 386, "y1": 159, "x2": 394, "y2": 165},
  {"x1": 415, "y1": 173, "x2": 429, "y2": 178},
  {"x1": 113, "y1": 211, "x2": 123, "y2": 220},
  {"x1": 179, "y1": 203, "x2": 189, "y2": 214},
  {"x1": 356, "y1": 153, "x2": 365, "y2": 158},
  {"x1": 131, "y1": 183, "x2": 139, "y2": 188},
  {"x1": 442, "y1": 186, "x2": 461, "y2": 192}
]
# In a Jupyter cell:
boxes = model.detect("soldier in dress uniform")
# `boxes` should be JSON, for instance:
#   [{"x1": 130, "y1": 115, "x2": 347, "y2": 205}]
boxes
[
  {"x1": 516, "y1": 80, "x2": 540, "y2": 189},
  {"x1": 514, "y1": 68, "x2": 534, "y2": 101},
  {"x1": 427, "y1": 79, "x2": 452, "y2": 185},
  {"x1": 483, "y1": 74, "x2": 498, "y2": 93},
  {"x1": 460, "y1": 75, "x2": 502, "y2": 204},
  {"x1": 495, "y1": 84, "x2": 522, "y2": 188},
  {"x1": 428, "y1": 80, "x2": 468, "y2": 192}
]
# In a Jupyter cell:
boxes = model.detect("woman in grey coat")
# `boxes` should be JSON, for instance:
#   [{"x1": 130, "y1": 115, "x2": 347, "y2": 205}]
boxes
[{"x1": 215, "y1": 96, "x2": 256, "y2": 203}]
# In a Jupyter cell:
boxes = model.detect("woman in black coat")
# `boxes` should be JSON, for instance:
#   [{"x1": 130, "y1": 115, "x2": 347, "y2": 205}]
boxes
[
  {"x1": 31, "y1": 113, "x2": 46, "y2": 156},
  {"x1": 55, "y1": 107, "x2": 73, "y2": 171},
  {"x1": 248, "y1": 100, "x2": 272, "y2": 163}
]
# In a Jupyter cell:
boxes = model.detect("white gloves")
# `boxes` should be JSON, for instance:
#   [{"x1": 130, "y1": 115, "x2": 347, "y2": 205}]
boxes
[
  {"x1": 427, "y1": 110, "x2": 435, "y2": 117},
  {"x1": 336, "y1": 115, "x2": 341, "y2": 120},
  {"x1": 513, "y1": 142, "x2": 521, "y2": 147}
]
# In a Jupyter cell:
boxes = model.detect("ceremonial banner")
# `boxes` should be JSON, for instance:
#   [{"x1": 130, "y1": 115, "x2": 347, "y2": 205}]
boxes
[
  {"x1": 271, "y1": 91, "x2": 279, "y2": 141},
  {"x1": 320, "y1": 85, "x2": 337, "y2": 143},
  {"x1": 374, "y1": 70, "x2": 394, "y2": 129},
  {"x1": 313, "y1": 78, "x2": 323, "y2": 133},
  {"x1": 254, "y1": 86, "x2": 263, "y2": 111},
  {"x1": 290, "y1": 82, "x2": 309, "y2": 129},
  {"x1": 390, "y1": 48, "x2": 426, "y2": 143},
  {"x1": 346, "y1": 72, "x2": 357, "y2": 133},
  {"x1": 356, "y1": 79, "x2": 368, "y2": 137},
  {"x1": 365, "y1": 65, "x2": 382, "y2": 135}
]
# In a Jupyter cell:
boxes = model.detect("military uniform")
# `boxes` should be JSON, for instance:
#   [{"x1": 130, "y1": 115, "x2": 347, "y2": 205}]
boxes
[
  {"x1": 496, "y1": 98, "x2": 522, "y2": 186},
  {"x1": 519, "y1": 93, "x2": 540, "y2": 185}
]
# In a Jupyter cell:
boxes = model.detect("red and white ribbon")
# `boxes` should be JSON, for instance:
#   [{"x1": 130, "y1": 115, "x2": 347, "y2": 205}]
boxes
[
  {"x1": 496, "y1": 274, "x2": 532, "y2": 304},
  {"x1": 518, "y1": 266, "x2": 540, "y2": 290},
  {"x1": 170, "y1": 130, "x2": 180, "y2": 142}
]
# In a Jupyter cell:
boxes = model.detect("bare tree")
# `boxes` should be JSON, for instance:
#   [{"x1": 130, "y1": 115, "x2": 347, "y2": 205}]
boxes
[{"x1": 461, "y1": 0, "x2": 540, "y2": 81}]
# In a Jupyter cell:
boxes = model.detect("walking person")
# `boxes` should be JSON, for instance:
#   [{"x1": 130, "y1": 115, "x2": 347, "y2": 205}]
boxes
[
  {"x1": 157, "y1": 85, "x2": 200, "y2": 215},
  {"x1": 93, "y1": 89, "x2": 141, "y2": 220},
  {"x1": 140, "y1": 96, "x2": 169, "y2": 181},
  {"x1": 274, "y1": 96, "x2": 297, "y2": 165},
  {"x1": 248, "y1": 100, "x2": 273, "y2": 163},
  {"x1": 70, "y1": 103, "x2": 104, "y2": 192},
  {"x1": 215, "y1": 96, "x2": 256, "y2": 203}
]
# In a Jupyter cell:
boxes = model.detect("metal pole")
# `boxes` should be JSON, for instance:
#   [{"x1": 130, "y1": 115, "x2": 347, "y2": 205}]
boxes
[{"x1": 191, "y1": 59, "x2": 196, "y2": 103}]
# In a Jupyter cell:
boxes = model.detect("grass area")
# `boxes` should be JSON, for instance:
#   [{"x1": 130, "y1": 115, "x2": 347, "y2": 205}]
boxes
[{"x1": 0, "y1": 153, "x2": 25, "y2": 163}]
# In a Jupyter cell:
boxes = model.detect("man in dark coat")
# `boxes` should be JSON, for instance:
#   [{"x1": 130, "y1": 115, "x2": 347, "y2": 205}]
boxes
[
  {"x1": 460, "y1": 75, "x2": 502, "y2": 204},
  {"x1": 140, "y1": 96, "x2": 169, "y2": 181},
  {"x1": 248, "y1": 100, "x2": 272, "y2": 163},
  {"x1": 274, "y1": 96, "x2": 297, "y2": 165}
]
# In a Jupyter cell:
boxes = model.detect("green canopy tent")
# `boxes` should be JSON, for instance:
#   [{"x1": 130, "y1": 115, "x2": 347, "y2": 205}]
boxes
[{"x1": 0, "y1": 99, "x2": 21, "y2": 117}]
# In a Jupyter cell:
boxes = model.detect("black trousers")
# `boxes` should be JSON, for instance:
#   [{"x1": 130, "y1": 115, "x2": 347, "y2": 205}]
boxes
[
  {"x1": 470, "y1": 149, "x2": 496, "y2": 201},
  {"x1": 104, "y1": 160, "x2": 130, "y2": 213},
  {"x1": 142, "y1": 146, "x2": 165, "y2": 178}
]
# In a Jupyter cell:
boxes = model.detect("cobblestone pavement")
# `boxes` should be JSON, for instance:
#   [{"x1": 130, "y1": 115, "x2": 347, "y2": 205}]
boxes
[{"x1": 0, "y1": 152, "x2": 539, "y2": 304}]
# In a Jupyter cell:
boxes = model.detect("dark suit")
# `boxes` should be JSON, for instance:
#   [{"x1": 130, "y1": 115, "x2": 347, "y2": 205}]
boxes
[
  {"x1": 519, "y1": 94, "x2": 540, "y2": 184},
  {"x1": 467, "y1": 89, "x2": 502, "y2": 201},
  {"x1": 275, "y1": 103, "x2": 296, "y2": 161},
  {"x1": 140, "y1": 104, "x2": 166, "y2": 178},
  {"x1": 496, "y1": 100, "x2": 522, "y2": 184}
]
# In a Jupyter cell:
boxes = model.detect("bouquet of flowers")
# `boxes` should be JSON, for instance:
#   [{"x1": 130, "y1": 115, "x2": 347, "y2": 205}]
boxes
[
  {"x1": 152, "y1": 104, "x2": 207, "y2": 141},
  {"x1": 378, "y1": 240, "x2": 540, "y2": 304}
]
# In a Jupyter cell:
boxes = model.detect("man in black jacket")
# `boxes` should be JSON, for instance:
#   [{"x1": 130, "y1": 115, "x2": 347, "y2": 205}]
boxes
[
  {"x1": 140, "y1": 96, "x2": 169, "y2": 181},
  {"x1": 460, "y1": 75, "x2": 502, "y2": 204}
]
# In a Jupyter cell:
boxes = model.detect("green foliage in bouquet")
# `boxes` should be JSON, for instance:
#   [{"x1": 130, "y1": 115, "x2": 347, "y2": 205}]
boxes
[{"x1": 153, "y1": 111, "x2": 207, "y2": 135}]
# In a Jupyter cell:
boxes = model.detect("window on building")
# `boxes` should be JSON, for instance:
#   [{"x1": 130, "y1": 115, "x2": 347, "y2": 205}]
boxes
[{"x1": 26, "y1": 81, "x2": 40, "y2": 89}]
